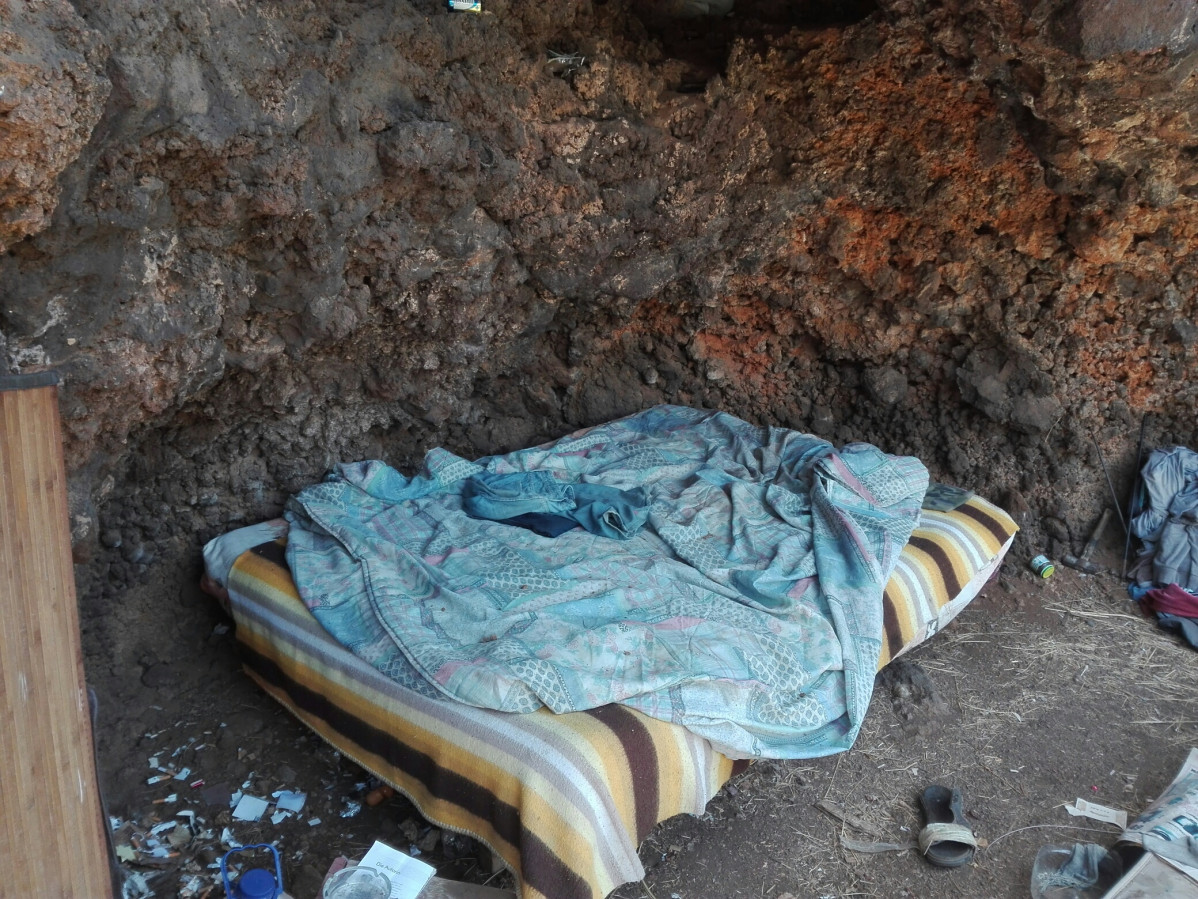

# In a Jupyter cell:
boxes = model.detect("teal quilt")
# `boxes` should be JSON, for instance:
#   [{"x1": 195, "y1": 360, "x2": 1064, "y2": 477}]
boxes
[{"x1": 283, "y1": 405, "x2": 928, "y2": 758}]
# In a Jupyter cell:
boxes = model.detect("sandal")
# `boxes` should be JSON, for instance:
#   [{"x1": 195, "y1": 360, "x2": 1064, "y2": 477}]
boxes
[{"x1": 918, "y1": 785, "x2": 978, "y2": 868}]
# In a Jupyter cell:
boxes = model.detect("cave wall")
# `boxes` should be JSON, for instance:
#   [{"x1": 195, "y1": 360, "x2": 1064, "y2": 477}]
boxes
[{"x1": 2, "y1": 0, "x2": 1197, "y2": 673}]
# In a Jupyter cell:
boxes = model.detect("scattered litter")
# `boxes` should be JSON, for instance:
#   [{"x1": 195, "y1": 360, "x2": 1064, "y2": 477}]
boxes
[
  {"x1": 212, "y1": 623, "x2": 230, "y2": 636},
  {"x1": 220, "y1": 826, "x2": 241, "y2": 848},
  {"x1": 1030, "y1": 554, "x2": 1055, "y2": 578},
  {"x1": 1065, "y1": 798, "x2": 1128, "y2": 829},
  {"x1": 273, "y1": 790, "x2": 307, "y2": 813},
  {"x1": 340, "y1": 799, "x2": 362, "y2": 818},
  {"x1": 1120, "y1": 748, "x2": 1198, "y2": 870},
  {"x1": 270, "y1": 810, "x2": 292, "y2": 825},
  {"x1": 323, "y1": 864, "x2": 392, "y2": 899},
  {"x1": 147, "y1": 774, "x2": 172, "y2": 785},
  {"x1": 232, "y1": 794, "x2": 269, "y2": 822},
  {"x1": 221, "y1": 844, "x2": 285, "y2": 899},
  {"x1": 152, "y1": 794, "x2": 178, "y2": 805},
  {"x1": 148, "y1": 756, "x2": 159, "y2": 768},
  {"x1": 416, "y1": 828, "x2": 441, "y2": 853},
  {"x1": 1030, "y1": 843, "x2": 1122, "y2": 899},
  {"x1": 366, "y1": 784, "x2": 395, "y2": 806},
  {"x1": 150, "y1": 821, "x2": 177, "y2": 836},
  {"x1": 400, "y1": 818, "x2": 421, "y2": 843},
  {"x1": 121, "y1": 871, "x2": 153, "y2": 899},
  {"x1": 166, "y1": 824, "x2": 193, "y2": 849},
  {"x1": 1106, "y1": 851, "x2": 1198, "y2": 896},
  {"x1": 189, "y1": 779, "x2": 205, "y2": 789},
  {"x1": 172, "y1": 767, "x2": 191, "y2": 781},
  {"x1": 546, "y1": 49, "x2": 585, "y2": 77},
  {"x1": 447, "y1": 0, "x2": 482, "y2": 10},
  {"x1": 308, "y1": 817, "x2": 323, "y2": 827},
  {"x1": 359, "y1": 839, "x2": 436, "y2": 898}
]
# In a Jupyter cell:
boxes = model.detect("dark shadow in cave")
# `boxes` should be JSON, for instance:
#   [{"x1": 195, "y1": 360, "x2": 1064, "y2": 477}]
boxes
[{"x1": 634, "y1": 0, "x2": 879, "y2": 91}]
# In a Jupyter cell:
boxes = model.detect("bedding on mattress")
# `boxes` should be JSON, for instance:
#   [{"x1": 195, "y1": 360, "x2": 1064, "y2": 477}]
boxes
[
  {"x1": 283, "y1": 405, "x2": 930, "y2": 759},
  {"x1": 204, "y1": 492, "x2": 1016, "y2": 899}
]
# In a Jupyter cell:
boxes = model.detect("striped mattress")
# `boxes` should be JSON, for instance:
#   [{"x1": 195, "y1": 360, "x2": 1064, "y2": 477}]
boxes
[{"x1": 212, "y1": 495, "x2": 1016, "y2": 899}]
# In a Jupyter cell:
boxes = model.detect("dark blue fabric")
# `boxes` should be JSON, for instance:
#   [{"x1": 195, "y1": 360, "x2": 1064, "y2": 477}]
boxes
[
  {"x1": 567, "y1": 483, "x2": 650, "y2": 539},
  {"x1": 463, "y1": 471, "x2": 650, "y2": 540},
  {"x1": 498, "y1": 512, "x2": 580, "y2": 538},
  {"x1": 1156, "y1": 612, "x2": 1198, "y2": 649}
]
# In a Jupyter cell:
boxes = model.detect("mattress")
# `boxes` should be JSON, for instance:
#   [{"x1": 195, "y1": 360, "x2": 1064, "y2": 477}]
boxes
[{"x1": 206, "y1": 495, "x2": 1015, "y2": 899}]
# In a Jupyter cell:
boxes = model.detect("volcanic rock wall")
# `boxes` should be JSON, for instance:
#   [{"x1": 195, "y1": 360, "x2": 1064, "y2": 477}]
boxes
[{"x1": 2, "y1": 0, "x2": 1197, "y2": 675}]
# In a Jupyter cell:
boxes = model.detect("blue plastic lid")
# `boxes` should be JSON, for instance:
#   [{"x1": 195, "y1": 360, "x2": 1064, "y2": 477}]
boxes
[{"x1": 237, "y1": 868, "x2": 279, "y2": 899}]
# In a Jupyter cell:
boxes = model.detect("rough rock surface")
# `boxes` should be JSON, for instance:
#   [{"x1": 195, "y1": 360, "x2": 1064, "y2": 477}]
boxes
[
  {"x1": 1, "y1": 0, "x2": 1197, "y2": 843},
  {"x1": 1074, "y1": 0, "x2": 1198, "y2": 59},
  {"x1": 0, "y1": 0, "x2": 108, "y2": 253}
]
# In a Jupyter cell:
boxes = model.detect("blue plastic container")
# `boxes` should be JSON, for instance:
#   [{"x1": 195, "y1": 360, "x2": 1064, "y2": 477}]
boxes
[{"x1": 221, "y1": 844, "x2": 285, "y2": 899}]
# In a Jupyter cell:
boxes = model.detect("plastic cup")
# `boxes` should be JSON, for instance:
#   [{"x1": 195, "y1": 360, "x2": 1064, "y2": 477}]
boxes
[
  {"x1": 1030, "y1": 844, "x2": 1122, "y2": 899},
  {"x1": 322, "y1": 865, "x2": 392, "y2": 899}
]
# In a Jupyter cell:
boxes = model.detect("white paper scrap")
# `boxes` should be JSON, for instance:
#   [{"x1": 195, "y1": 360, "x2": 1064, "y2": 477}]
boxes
[
  {"x1": 232, "y1": 794, "x2": 270, "y2": 822},
  {"x1": 1065, "y1": 798, "x2": 1128, "y2": 829},
  {"x1": 270, "y1": 810, "x2": 291, "y2": 825},
  {"x1": 273, "y1": 790, "x2": 307, "y2": 813},
  {"x1": 173, "y1": 767, "x2": 192, "y2": 781},
  {"x1": 307, "y1": 817, "x2": 322, "y2": 827},
  {"x1": 358, "y1": 839, "x2": 436, "y2": 899}
]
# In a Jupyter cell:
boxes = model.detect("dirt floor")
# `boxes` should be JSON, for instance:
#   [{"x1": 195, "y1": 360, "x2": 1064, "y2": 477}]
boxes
[{"x1": 92, "y1": 530, "x2": 1198, "y2": 899}]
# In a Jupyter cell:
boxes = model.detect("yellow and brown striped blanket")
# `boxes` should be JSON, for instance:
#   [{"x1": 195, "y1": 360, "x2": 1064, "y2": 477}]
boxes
[{"x1": 218, "y1": 495, "x2": 1015, "y2": 899}]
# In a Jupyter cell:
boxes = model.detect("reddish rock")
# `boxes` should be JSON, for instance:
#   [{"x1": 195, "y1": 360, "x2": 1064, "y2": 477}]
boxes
[
  {"x1": 0, "y1": 0, "x2": 108, "y2": 252},
  {"x1": 0, "y1": 0, "x2": 1192, "y2": 631}
]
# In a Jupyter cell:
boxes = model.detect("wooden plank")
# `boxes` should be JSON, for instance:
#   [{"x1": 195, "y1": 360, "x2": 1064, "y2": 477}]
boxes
[{"x1": 0, "y1": 375, "x2": 113, "y2": 898}]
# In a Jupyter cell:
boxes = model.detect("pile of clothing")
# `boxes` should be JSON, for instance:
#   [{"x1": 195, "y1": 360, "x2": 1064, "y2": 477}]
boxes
[{"x1": 1131, "y1": 446, "x2": 1198, "y2": 647}]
